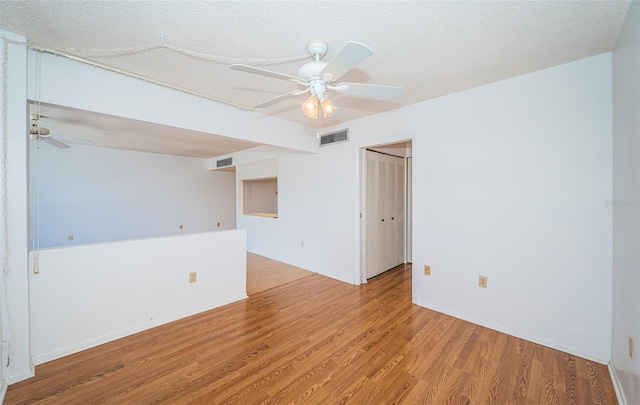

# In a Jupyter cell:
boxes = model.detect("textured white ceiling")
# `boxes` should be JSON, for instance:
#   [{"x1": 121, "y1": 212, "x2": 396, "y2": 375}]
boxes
[{"x1": 1, "y1": 0, "x2": 631, "y2": 157}]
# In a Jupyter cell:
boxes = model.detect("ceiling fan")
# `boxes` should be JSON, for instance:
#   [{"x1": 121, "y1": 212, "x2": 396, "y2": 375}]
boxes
[
  {"x1": 29, "y1": 113, "x2": 99, "y2": 150},
  {"x1": 230, "y1": 40, "x2": 403, "y2": 119},
  {"x1": 29, "y1": 114, "x2": 71, "y2": 149}
]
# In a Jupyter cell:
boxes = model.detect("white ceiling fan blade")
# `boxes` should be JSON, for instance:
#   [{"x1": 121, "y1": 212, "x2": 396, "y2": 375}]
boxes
[
  {"x1": 253, "y1": 89, "x2": 308, "y2": 108},
  {"x1": 56, "y1": 136, "x2": 95, "y2": 146},
  {"x1": 230, "y1": 64, "x2": 302, "y2": 83},
  {"x1": 41, "y1": 137, "x2": 70, "y2": 149},
  {"x1": 320, "y1": 41, "x2": 373, "y2": 82},
  {"x1": 335, "y1": 82, "x2": 404, "y2": 99}
]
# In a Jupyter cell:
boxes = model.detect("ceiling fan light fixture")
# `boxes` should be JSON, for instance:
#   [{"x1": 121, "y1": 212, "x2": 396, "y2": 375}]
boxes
[
  {"x1": 302, "y1": 95, "x2": 318, "y2": 119},
  {"x1": 320, "y1": 98, "x2": 337, "y2": 118},
  {"x1": 232, "y1": 40, "x2": 402, "y2": 124}
]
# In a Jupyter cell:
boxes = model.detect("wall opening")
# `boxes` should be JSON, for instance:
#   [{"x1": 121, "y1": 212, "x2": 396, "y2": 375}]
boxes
[
  {"x1": 242, "y1": 177, "x2": 278, "y2": 219},
  {"x1": 360, "y1": 140, "x2": 413, "y2": 283}
]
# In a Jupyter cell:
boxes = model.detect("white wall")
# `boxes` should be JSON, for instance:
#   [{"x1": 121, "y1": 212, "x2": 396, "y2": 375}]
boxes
[
  {"x1": 612, "y1": 1, "x2": 640, "y2": 403},
  {"x1": 233, "y1": 54, "x2": 613, "y2": 362},
  {"x1": 236, "y1": 157, "x2": 278, "y2": 180},
  {"x1": 29, "y1": 230, "x2": 247, "y2": 364},
  {"x1": 235, "y1": 145, "x2": 361, "y2": 282},
  {"x1": 0, "y1": 27, "x2": 618, "y2": 388},
  {"x1": 29, "y1": 144, "x2": 236, "y2": 248},
  {"x1": 28, "y1": 50, "x2": 318, "y2": 154},
  {"x1": 0, "y1": 31, "x2": 32, "y2": 386},
  {"x1": 411, "y1": 54, "x2": 612, "y2": 363},
  {"x1": 1, "y1": 38, "x2": 315, "y2": 385}
]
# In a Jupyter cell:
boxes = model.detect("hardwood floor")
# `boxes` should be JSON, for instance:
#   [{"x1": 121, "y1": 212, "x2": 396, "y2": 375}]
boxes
[
  {"x1": 6, "y1": 264, "x2": 617, "y2": 404},
  {"x1": 246, "y1": 253, "x2": 315, "y2": 295}
]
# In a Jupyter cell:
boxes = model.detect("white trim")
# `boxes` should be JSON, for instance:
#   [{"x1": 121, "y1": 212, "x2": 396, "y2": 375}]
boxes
[
  {"x1": 409, "y1": 135, "x2": 419, "y2": 305},
  {"x1": 3, "y1": 359, "x2": 34, "y2": 385},
  {"x1": 608, "y1": 361, "x2": 627, "y2": 405},
  {"x1": 358, "y1": 147, "x2": 367, "y2": 285},
  {"x1": 405, "y1": 156, "x2": 412, "y2": 263},
  {"x1": 358, "y1": 136, "x2": 415, "y2": 286},
  {"x1": 0, "y1": 381, "x2": 7, "y2": 402},
  {"x1": 416, "y1": 300, "x2": 610, "y2": 364},
  {"x1": 31, "y1": 295, "x2": 247, "y2": 366}
]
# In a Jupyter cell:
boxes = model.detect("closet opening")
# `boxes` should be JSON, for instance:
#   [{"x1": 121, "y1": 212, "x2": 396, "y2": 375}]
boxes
[{"x1": 359, "y1": 141, "x2": 413, "y2": 283}]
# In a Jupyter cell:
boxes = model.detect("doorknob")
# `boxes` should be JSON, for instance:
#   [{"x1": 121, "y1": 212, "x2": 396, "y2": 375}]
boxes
[
  {"x1": 381, "y1": 218, "x2": 385, "y2": 222},
  {"x1": 391, "y1": 217, "x2": 395, "y2": 220}
]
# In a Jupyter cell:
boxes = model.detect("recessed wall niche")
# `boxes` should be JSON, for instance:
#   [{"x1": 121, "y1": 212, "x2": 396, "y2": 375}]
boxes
[
  {"x1": 236, "y1": 159, "x2": 278, "y2": 219},
  {"x1": 242, "y1": 177, "x2": 278, "y2": 218}
]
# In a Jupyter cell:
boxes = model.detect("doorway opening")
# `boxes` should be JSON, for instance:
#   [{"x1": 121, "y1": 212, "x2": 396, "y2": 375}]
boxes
[{"x1": 360, "y1": 141, "x2": 413, "y2": 283}]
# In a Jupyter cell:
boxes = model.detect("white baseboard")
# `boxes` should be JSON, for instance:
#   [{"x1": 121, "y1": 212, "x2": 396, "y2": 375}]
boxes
[
  {"x1": 32, "y1": 294, "x2": 247, "y2": 366},
  {"x1": 415, "y1": 300, "x2": 610, "y2": 364},
  {"x1": 608, "y1": 362, "x2": 627, "y2": 405},
  {"x1": 3, "y1": 359, "x2": 35, "y2": 385},
  {"x1": 0, "y1": 360, "x2": 36, "y2": 396},
  {"x1": 0, "y1": 380, "x2": 7, "y2": 404}
]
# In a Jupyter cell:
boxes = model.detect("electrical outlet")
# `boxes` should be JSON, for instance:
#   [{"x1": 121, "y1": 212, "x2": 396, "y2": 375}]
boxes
[
  {"x1": 301, "y1": 241, "x2": 304, "y2": 247},
  {"x1": 630, "y1": 337, "x2": 635, "y2": 359},
  {"x1": 424, "y1": 265, "x2": 431, "y2": 276},
  {"x1": 189, "y1": 272, "x2": 197, "y2": 283},
  {"x1": 179, "y1": 224, "x2": 183, "y2": 230},
  {"x1": 217, "y1": 222, "x2": 221, "y2": 227},
  {"x1": 67, "y1": 234, "x2": 74, "y2": 241},
  {"x1": 478, "y1": 275, "x2": 488, "y2": 288}
]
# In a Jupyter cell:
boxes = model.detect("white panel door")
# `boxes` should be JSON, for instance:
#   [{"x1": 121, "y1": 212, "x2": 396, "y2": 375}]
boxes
[
  {"x1": 406, "y1": 158, "x2": 412, "y2": 262},
  {"x1": 386, "y1": 158, "x2": 397, "y2": 270},
  {"x1": 385, "y1": 154, "x2": 405, "y2": 268},
  {"x1": 365, "y1": 151, "x2": 379, "y2": 279},
  {"x1": 377, "y1": 158, "x2": 388, "y2": 274},
  {"x1": 365, "y1": 151, "x2": 406, "y2": 279},
  {"x1": 395, "y1": 156, "x2": 405, "y2": 266}
]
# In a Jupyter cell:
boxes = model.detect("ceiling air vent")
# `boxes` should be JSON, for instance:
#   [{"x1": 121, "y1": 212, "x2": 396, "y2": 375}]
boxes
[
  {"x1": 320, "y1": 129, "x2": 349, "y2": 147},
  {"x1": 216, "y1": 157, "x2": 233, "y2": 168}
]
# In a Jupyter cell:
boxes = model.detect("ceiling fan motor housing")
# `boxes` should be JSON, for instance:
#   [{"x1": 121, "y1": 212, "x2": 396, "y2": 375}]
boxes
[
  {"x1": 297, "y1": 61, "x2": 327, "y2": 81},
  {"x1": 30, "y1": 124, "x2": 50, "y2": 136}
]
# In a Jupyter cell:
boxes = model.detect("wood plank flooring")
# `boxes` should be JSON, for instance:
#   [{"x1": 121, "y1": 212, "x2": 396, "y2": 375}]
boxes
[
  {"x1": 6, "y1": 264, "x2": 617, "y2": 404},
  {"x1": 246, "y1": 253, "x2": 315, "y2": 295}
]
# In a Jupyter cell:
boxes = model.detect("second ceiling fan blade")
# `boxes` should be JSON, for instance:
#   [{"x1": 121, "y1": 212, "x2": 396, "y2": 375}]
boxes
[
  {"x1": 253, "y1": 90, "x2": 305, "y2": 108},
  {"x1": 230, "y1": 64, "x2": 302, "y2": 83},
  {"x1": 41, "y1": 137, "x2": 70, "y2": 149},
  {"x1": 320, "y1": 41, "x2": 373, "y2": 82},
  {"x1": 56, "y1": 135, "x2": 94, "y2": 146},
  {"x1": 336, "y1": 82, "x2": 404, "y2": 99}
]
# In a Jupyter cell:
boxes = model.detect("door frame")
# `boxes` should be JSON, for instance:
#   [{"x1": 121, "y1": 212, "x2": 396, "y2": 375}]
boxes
[{"x1": 359, "y1": 140, "x2": 414, "y2": 284}]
